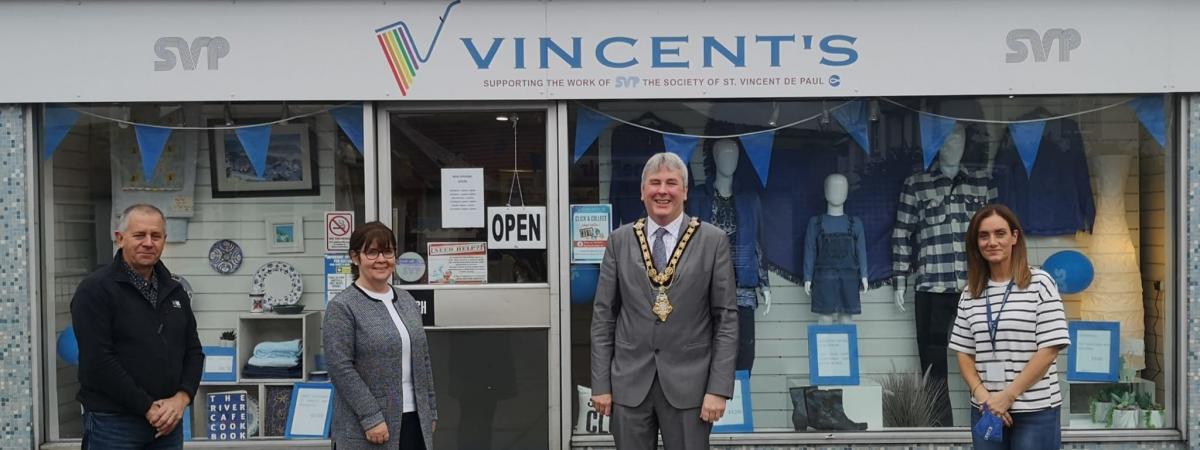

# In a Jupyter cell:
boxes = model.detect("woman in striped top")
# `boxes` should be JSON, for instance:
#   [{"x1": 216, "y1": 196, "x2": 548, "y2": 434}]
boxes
[{"x1": 949, "y1": 204, "x2": 1070, "y2": 449}]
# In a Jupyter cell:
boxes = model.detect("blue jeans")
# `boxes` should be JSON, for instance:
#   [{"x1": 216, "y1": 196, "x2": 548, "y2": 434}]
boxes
[
  {"x1": 970, "y1": 406, "x2": 1061, "y2": 450},
  {"x1": 83, "y1": 411, "x2": 183, "y2": 450}
]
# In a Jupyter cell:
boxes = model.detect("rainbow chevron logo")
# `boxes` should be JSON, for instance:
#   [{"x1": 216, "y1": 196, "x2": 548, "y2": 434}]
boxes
[{"x1": 375, "y1": 0, "x2": 461, "y2": 96}]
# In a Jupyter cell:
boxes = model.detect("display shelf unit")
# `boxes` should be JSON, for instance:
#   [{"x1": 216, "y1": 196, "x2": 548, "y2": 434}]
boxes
[
  {"x1": 236, "y1": 311, "x2": 321, "y2": 383},
  {"x1": 188, "y1": 311, "x2": 326, "y2": 441}
]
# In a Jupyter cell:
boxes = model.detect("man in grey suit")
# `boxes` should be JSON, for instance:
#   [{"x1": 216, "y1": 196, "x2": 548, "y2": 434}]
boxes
[{"x1": 591, "y1": 152, "x2": 739, "y2": 449}]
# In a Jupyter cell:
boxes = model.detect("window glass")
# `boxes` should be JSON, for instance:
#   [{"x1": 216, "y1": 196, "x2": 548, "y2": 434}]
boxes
[
  {"x1": 44, "y1": 102, "x2": 365, "y2": 439},
  {"x1": 388, "y1": 110, "x2": 548, "y2": 284},
  {"x1": 568, "y1": 96, "x2": 1174, "y2": 434}
]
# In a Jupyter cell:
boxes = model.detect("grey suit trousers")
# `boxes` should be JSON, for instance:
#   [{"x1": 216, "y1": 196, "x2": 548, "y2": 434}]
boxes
[{"x1": 612, "y1": 376, "x2": 711, "y2": 450}]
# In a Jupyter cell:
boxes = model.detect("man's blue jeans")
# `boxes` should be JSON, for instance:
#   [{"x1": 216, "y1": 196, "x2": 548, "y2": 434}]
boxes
[
  {"x1": 970, "y1": 406, "x2": 1061, "y2": 450},
  {"x1": 83, "y1": 410, "x2": 183, "y2": 450}
]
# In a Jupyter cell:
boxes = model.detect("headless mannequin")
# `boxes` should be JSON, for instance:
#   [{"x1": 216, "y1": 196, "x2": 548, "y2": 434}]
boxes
[
  {"x1": 805, "y1": 174, "x2": 868, "y2": 324},
  {"x1": 893, "y1": 125, "x2": 966, "y2": 311},
  {"x1": 712, "y1": 140, "x2": 772, "y2": 314}
]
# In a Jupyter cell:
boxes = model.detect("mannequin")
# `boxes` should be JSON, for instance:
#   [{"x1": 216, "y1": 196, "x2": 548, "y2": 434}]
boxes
[
  {"x1": 803, "y1": 174, "x2": 868, "y2": 324},
  {"x1": 708, "y1": 139, "x2": 770, "y2": 372},
  {"x1": 891, "y1": 123, "x2": 992, "y2": 427},
  {"x1": 893, "y1": 125, "x2": 965, "y2": 308}
]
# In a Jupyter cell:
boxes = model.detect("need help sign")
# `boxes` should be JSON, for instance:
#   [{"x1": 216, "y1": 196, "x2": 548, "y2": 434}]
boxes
[{"x1": 487, "y1": 206, "x2": 546, "y2": 249}]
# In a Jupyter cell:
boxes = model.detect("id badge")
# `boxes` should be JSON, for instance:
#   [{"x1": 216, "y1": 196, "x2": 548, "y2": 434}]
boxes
[{"x1": 984, "y1": 362, "x2": 1005, "y2": 383}]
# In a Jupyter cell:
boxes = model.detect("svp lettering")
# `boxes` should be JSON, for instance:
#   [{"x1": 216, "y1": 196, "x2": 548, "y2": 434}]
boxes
[
  {"x1": 154, "y1": 36, "x2": 230, "y2": 71},
  {"x1": 459, "y1": 34, "x2": 858, "y2": 70}
]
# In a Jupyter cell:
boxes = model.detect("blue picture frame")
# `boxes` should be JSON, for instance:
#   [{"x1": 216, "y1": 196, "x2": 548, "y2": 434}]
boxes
[
  {"x1": 201, "y1": 346, "x2": 237, "y2": 382},
  {"x1": 1067, "y1": 321, "x2": 1120, "y2": 382},
  {"x1": 712, "y1": 370, "x2": 754, "y2": 433},
  {"x1": 807, "y1": 324, "x2": 860, "y2": 386},
  {"x1": 284, "y1": 383, "x2": 335, "y2": 439},
  {"x1": 182, "y1": 407, "x2": 192, "y2": 441}
]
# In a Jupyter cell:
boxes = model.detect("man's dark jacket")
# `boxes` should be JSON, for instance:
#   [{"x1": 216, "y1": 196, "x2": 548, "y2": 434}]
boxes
[{"x1": 71, "y1": 250, "x2": 204, "y2": 416}]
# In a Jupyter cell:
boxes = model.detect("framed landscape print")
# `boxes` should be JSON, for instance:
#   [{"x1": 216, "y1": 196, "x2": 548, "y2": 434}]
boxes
[{"x1": 209, "y1": 121, "x2": 319, "y2": 198}]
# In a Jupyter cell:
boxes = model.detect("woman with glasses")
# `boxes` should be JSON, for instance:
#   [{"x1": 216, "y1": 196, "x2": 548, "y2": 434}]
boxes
[
  {"x1": 948, "y1": 205, "x2": 1070, "y2": 449},
  {"x1": 324, "y1": 222, "x2": 436, "y2": 449}
]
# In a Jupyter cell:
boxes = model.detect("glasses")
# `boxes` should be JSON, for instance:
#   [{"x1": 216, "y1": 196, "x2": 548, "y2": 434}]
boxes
[{"x1": 359, "y1": 249, "x2": 396, "y2": 260}]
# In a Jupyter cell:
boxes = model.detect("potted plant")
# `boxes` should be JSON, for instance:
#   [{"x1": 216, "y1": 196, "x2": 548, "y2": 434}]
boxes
[
  {"x1": 1090, "y1": 387, "x2": 1116, "y2": 424},
  {"x1": 219, "y1": 329, "x2": 236, "y2": 348},
  {"x1": 1107, "y1": 390, "x2": 1140, "y2": 428},
  {"x1": 1137, "y1": 392, "x2": 1165, "y2": 428}
]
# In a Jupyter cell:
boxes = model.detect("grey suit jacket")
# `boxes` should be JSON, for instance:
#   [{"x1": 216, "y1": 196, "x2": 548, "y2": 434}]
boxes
[
  {"x1": 324, "y1": 285, "x2": 436, "y2": 450},
  {"x1": 591, "y1": 214, "x2": 739, "y2": 409}
]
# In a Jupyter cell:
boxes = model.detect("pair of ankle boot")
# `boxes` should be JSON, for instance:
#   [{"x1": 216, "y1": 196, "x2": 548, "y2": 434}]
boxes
[{"x1": 789, "y1": 386, "x2": 868, "y2": 431}]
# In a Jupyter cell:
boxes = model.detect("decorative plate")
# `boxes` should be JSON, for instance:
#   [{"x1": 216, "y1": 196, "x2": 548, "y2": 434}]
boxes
[
  {"x1": 247, "y1": 395, "x2": 260, "y2": 437},
  {"x1": 251, "y1": 261, "x2": 303, "y2": 307},
  {"x1": 208, "y1": 240, "x2": 244, "y2": 274}
]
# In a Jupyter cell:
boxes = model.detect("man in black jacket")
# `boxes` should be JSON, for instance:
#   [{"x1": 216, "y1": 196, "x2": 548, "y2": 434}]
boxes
[{"x1": 71, "y1": 204, "x2": 204, "y2": 449}]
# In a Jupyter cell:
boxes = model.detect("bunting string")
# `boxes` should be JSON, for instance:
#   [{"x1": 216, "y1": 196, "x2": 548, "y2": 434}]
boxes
[
  {"x1": 574, "y1": 100, "x2": 857, "y2": 139},
  {"x1": 69, "y1": 102, "x2": 356, "y2": 130},
  {"x1": 877, "y1": 97, "x2": 1134, "y2": 124}
]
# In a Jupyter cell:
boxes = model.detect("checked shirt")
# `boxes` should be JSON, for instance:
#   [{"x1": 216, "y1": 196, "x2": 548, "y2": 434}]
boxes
[{"x1": 892, "y1": 167, "x2": 996, "y2": 293}]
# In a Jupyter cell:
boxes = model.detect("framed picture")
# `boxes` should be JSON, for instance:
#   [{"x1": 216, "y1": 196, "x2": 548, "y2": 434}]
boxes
[
  {"x1": 265, "y1": 215, "x2": 305, "y2": 254},
  {"x1": 807, "y1": 324, "x2": 861, "y2": 386},
  {"x1": 1067, "y1": 321, "x2": 1120, "y2": 382},
  {"x1": 209, "y1": 121, "x2": 319, "y2": 198},
  {"x1": 200, "y1": 346, "x2": 236, "y2": 382},
  {"x1": 285, "y1": 383, "x2": 335, "y2": 439},
  {"x1": 713, "y1": 370, "x2": 754, "y2": 433}
]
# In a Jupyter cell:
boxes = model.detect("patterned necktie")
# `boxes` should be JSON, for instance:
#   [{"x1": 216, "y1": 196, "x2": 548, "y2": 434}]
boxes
[{"x1": 652, "y1": 227, "x2": 668, "y2": 273}]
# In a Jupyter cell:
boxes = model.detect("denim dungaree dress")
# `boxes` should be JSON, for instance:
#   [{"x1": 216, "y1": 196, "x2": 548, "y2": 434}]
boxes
[{"x1": 811, "y1": 215, "x2": 862, "y2": 314}]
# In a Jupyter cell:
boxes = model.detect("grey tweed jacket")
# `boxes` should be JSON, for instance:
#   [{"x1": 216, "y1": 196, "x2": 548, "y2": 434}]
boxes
[{"x1": 323, "y1": 284, "x2": 436, "y2": 449}]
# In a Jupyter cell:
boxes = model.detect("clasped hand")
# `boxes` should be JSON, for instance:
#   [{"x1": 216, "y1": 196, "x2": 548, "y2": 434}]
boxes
[{"x1": 145, "y1": 392, "x2": 189, "y2": 438}]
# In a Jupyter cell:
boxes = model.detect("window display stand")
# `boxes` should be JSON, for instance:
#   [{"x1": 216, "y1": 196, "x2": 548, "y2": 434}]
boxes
[
  {"x1": 191, "y1": 311, "x2": 324, "y2": 440},
  {"x1": 786, "y1": 376, "x2": 883, "y2": 430},
  {"x1": 1062, "y1": 376, "x2": 1156, "y2": 429}
]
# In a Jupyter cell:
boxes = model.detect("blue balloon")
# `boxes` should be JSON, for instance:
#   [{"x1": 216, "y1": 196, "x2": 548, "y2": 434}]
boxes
[
  {"x1": 1041, "y1": 250, "x2": 1094, "y2": 294},
  {"x1": 57, "y1": 326, "x2": 79, "y2": 366},
  {"x1": 570, "y1": 264, "x2": 600, "y2": 304}
]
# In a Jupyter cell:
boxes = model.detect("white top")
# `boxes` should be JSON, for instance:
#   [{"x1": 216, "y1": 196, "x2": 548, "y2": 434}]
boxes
[
  {"x1": 363, "y1": 287, "x2": 416, "y2": 413},
  {"x1": 948, "y1": 268, "x2": 1071, "y2": 412},
  {"x1": 644, "y1": 212, "x2": 684, "y2": 253}
]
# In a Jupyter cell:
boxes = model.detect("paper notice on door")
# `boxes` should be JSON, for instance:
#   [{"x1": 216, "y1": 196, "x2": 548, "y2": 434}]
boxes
[{"x1": 441, "y1": 168, "x2": 484, "y2": 228}]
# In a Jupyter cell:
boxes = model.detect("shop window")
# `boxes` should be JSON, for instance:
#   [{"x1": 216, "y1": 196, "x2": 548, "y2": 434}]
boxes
[
  {"x1": 567, "y1": 96, "x2": 1176, "y2": 437},
  {"x1": 42, "y1": 103, "x2": 365, "y2": 440},
  {"x1": 388, "y1": 110, "x2": 548, "y2": 285}
]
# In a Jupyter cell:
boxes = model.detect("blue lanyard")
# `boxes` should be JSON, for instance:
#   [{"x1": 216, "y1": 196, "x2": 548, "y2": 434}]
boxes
[{"x1": 984, "y1": 283, "x2": 1015, "y2": 353}]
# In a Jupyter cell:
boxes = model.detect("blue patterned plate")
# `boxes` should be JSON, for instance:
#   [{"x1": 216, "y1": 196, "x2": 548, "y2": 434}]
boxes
[
  {"x1": 251, "y1": 261, "x2": 303, "y2": 307},
  {"x1": 208, "y1": 239, "x2": 243, "y2": 274}
]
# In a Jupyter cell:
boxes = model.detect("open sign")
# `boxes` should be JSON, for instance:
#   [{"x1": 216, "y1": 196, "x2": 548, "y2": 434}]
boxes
[{"x1": 487, "y1": 206, "x2": 546, "y2": 249}]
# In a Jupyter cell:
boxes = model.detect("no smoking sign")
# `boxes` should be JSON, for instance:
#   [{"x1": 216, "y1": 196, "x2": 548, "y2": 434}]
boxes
[{"x1": 325, "y1": 211, "x2": 355, "y2": 252}]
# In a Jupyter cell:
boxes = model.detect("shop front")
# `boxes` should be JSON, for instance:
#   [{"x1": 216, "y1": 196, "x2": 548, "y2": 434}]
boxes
[{"x1": 3, "y1": 1, "x2": 1200, "y2": 449}]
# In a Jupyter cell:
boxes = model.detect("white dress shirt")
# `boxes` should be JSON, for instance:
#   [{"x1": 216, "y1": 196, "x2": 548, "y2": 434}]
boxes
[{"x1": 645, "y1": 212, "x2": 685, "y2": 254}]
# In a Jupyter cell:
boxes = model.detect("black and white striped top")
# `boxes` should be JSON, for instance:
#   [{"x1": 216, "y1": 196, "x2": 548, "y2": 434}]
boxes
[{"x1": 948, "y1": 268, "x2": 1071, "y2": 412}]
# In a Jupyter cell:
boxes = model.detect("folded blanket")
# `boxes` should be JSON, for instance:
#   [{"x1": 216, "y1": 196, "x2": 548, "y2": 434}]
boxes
[
  {"x1": 252, "y1": 339, "x2": 302, "y2": 359},
  {"x1": 242, "y1": 363, "x2": 302, "y2": 379},
  {"x1": 247, "y1": 355, "x2": 300, "y2": 368}
]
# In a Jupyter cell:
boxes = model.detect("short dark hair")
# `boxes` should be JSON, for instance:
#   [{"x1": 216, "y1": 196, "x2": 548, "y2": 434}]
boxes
[{"x1": 348, "y1": 221, "x2": 396, "y2": 279}]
